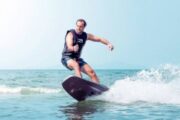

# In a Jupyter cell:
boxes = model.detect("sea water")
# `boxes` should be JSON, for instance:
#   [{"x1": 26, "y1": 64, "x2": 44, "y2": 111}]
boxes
[{"x1": 0, "y1": 64, "x2": 180, "y2": 120}]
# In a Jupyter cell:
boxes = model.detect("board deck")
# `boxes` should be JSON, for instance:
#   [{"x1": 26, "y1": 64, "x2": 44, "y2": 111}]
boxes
[{"x1": 62, "y1": 76, "x2": 109, "y2": 101}]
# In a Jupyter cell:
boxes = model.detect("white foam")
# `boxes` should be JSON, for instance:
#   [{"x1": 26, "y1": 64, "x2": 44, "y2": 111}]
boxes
[
  {"x1": 98, "y1": 64, "x2": 180, "y2": 104},
  {"x1": 0, "y1": 85, "x2": 61, "y2": 94}
]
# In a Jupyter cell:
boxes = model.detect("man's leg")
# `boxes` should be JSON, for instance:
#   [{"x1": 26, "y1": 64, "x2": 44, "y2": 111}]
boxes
[
  {"x1": 81, "y1": 64, "x2": 99, "y2": 84},
  {"x1": 67, "y1": 59, "x2": 82, "y2": 78}
]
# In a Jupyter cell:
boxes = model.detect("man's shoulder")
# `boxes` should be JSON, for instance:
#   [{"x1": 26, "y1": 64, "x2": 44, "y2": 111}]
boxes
[{"x1": 66, "y1": 29, "x2": 75, "y2": 35}]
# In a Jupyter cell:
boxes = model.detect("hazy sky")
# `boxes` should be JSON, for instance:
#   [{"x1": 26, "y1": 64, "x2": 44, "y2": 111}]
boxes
[{"x1": 0, "y1": 0, "x2": 180, "y2": 69}]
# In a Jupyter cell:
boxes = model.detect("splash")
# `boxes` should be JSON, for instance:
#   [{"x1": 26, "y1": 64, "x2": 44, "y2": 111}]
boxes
[
  {"x1": 98, "y1": 64, "x2": 180, "y2": 104},
  {"x1": 0, "y1": 85, "x2": 61, "y2": 94}
]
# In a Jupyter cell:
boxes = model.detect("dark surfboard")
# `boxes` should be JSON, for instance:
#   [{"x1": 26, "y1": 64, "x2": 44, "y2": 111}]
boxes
[{"x1": 62, "y1": 76, "x2": 109, "y2": 101}]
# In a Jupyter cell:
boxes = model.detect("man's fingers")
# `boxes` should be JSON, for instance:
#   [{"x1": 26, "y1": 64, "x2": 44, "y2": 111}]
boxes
[
  {"x1": 107, "y1": 44, "x2": 114, "y2": 51},
  {"x1": 73, "y1": 44, "x2": 79, "y2": 52}
]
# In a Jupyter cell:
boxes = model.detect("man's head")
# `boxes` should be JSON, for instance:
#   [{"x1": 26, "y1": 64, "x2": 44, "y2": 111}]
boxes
[{"x1": 75, "y1": 19, "x2": 87, "y2": 34}]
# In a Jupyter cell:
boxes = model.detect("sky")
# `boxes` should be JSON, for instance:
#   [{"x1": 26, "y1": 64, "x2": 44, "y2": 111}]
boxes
[{"x1": 0, "y1": 0, "x2": 180, "y2": 69}]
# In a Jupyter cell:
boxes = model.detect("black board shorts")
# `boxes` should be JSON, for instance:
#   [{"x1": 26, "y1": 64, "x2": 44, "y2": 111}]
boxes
[{"x1": 61, "y1": 56, "x2": 87, "y2": 70}]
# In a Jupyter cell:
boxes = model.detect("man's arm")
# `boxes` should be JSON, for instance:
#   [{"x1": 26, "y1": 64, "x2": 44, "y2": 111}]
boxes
[
  {"x1": 87, "y1": 33, "x2": 114, "y2": 51},
  {"x1": 66, "y1": 32, "x2": 79, "y2": 52}
]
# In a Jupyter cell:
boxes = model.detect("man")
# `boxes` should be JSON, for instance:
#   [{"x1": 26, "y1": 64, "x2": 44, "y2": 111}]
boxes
[{"x1": 61, "y1": 19, "x2": 114, "y2": 84}]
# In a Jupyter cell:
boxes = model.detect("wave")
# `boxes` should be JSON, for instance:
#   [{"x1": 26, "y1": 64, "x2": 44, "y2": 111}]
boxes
[
  {"x1": 97, "y1": 64, "x2": 180, "y2": 104},
  {"x1": 0, "y1": 85, "x2": 61, "y2": 94}
]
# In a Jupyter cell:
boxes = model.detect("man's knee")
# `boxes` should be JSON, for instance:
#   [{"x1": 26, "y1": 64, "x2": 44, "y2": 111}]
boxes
[
  {"x1": 67, "y1": 60, "x2": 80, "y2": 70},
  {"x1": 88, "y1": 69, "x2": 96, "y2": 77}
]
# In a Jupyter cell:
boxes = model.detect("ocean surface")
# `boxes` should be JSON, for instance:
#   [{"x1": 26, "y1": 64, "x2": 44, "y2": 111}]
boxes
[{"x1": 0, "y1": 64, "x2": 180, "y2": 120}]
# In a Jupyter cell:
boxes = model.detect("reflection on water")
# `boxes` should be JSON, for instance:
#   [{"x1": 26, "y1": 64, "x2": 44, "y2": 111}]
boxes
[{"x1": 59, "y1": 101, "x2": 107, "y2": 120}]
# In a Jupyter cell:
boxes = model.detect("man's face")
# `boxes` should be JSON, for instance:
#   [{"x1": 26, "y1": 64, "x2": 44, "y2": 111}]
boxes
[{"x1": 75, "y1": 21, "x2": 85, "y2": 34}]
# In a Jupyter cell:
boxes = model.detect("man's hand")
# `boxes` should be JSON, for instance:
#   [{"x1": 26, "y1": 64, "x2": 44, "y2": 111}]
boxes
[
  {"x1": 107, "y1": 43, "x2": 114, "y2": 51},
  {"x1": 73, "y1": 44, "x2": 79, "y2": 53}
]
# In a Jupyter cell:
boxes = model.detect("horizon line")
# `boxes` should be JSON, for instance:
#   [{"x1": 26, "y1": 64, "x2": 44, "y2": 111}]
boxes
[{"x1": 0, "y1": 68, "x2": 142, "y2": 70}]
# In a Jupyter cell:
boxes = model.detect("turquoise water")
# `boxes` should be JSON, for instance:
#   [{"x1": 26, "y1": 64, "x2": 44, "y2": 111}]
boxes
[{"x1": 0, "y1": 65, "x2": 180, "y2": 120}]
